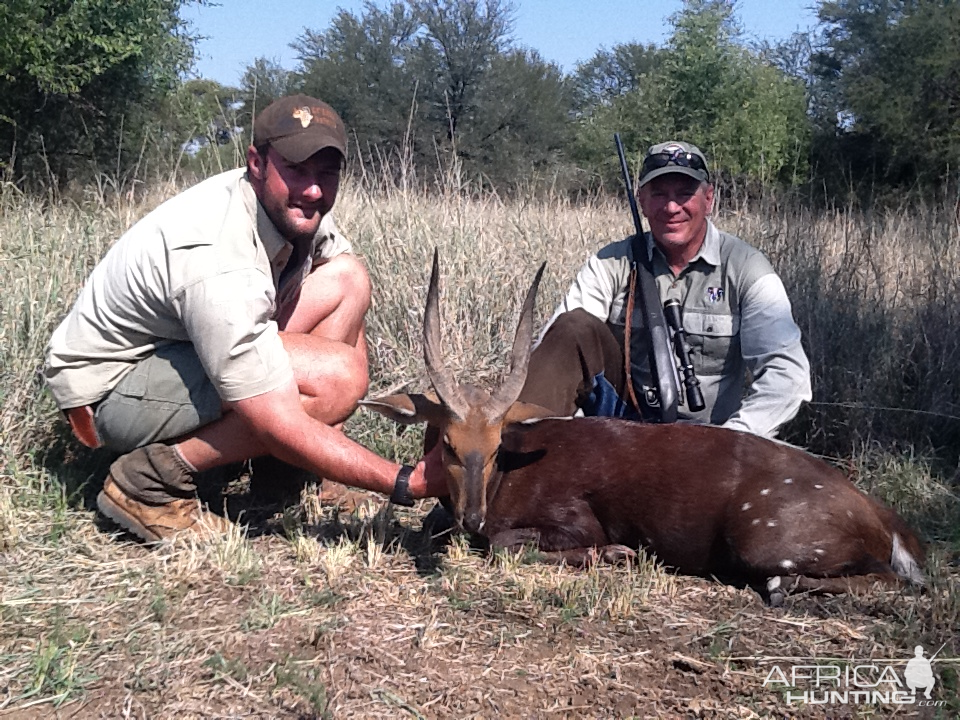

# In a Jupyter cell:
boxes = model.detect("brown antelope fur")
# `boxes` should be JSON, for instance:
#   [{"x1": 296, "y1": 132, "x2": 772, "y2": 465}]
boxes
[{"x1": 363, "y1": 251, "x2": 925, "y2": 602}]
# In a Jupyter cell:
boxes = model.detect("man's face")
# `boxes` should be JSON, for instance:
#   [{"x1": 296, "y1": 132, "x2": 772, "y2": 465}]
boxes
[
  {"x1": 638, "y1": 174, "x2": 714, "y2": 257},
  {"x1": 248, "y1": 145, "x2": 342, "y2": 243}
]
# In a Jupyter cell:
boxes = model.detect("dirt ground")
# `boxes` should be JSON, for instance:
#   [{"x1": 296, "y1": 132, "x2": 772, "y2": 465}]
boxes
[{"x1": 1, "y1": 472, "x2": 957, "y2": 720}]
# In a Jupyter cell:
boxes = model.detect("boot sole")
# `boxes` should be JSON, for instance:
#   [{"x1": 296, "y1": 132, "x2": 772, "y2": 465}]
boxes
[{"x1": 97, "y1": 489, "x2": 163, "y2": 543}]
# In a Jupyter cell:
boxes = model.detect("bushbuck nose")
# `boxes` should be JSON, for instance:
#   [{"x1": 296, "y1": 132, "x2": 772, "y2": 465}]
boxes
[{"x1": 463, "y1": 510, "x2": 484, "y2": 534}]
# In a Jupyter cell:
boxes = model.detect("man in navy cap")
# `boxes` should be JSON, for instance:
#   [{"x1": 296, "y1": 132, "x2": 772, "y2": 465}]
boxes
[
  {"x1": 519, "y1": 141, "x2": 812, "y2": 438},
  {"x1": 45, "y1": 95, "x2": 446, "y2": 542}
]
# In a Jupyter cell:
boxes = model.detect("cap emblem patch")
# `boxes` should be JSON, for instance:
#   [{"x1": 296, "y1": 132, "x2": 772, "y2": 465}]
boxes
[{"x1": 293, "y1": 106, "x2": 313, "y2": 128}]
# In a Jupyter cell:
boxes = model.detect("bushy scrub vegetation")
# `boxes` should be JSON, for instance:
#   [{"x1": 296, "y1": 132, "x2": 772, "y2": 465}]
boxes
[{"x1": 3, "y1": 1, "x2": 958, "y2": 199}]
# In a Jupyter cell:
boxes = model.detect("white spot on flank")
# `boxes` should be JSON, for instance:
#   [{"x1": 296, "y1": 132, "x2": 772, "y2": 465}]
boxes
[
  {"x1": 767, "y1": 520, "x2": 778, "y2": 528},
  {"x1": 752, "y1": 518, "x2": 760, "y2": 525},
  {"x1": 815, "y1": 548, "x2": 826, "y2": 555},
  {"x1": 780, "y1": 559, "x2": 795, "y2": 570},
  {"x1": 783, "y1": 478, "x2": 794, "y2": 484},
  {"x1": 741, "y1": 502, "x2": 752, "y2": 511},
  {"x1": 760, "y1": 488, "x2": 771, "y2": 496},
  {"x1": 814, "y1": 484, "x2": 824, "y2": 489},
  {"x1": 847, "y1": 510, "x2": 854, "y2": 519}
]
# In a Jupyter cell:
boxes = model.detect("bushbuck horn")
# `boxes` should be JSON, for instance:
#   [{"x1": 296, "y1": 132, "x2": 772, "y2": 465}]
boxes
[
  {"x1": 485, "y1": 262, "x2": 546, "y2": 421},
  {"x1": 422, "y1": 248, "x2": 469, "y2": 420}
]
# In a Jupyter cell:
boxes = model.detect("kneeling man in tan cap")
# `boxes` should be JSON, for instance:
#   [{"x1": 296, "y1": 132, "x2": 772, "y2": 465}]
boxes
[{"x1": 44, "y1": 95, "x2": 446, "y2": 542}]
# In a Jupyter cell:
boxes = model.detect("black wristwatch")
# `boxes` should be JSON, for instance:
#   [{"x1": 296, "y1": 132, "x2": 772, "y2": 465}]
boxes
[{"x1": 390, "y1": 465, "x2": 416, "y2": 507}]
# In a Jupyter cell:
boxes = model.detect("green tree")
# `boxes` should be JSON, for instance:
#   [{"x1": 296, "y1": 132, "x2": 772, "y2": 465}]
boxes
[
  {"x1": 409, "y1": 0, "x2": 513, "y2": 144},
  {"x1": 163, "y1": 79, "x2": 245, "y2": 175},
  {"x1": 0, "y1": 0, "x2": 203, "y2": 189},
  {"x1": 287, "y1": 0, "x2": 571, "y2": 191},
  {"x1": 572, "y1": 0, "x2": 809, "y2": 189},
  {"x1": 811, "y1": 0, "x2": 960, "y2": 188},
  {"x1": 569, "y1": 43, "x2": 662, "y2": 113},
  {"x1": 658, "y1": 0, "x2": 808, "y2": 182},
  {"x1": 292, "y1": 2, "x2": 421, "y2": 164},
  {"x1": 458, "y1": 48, "x2": 571, "y2": 189},
  {"x1": 238, "y1": 57, "x2": 296, "y2": 136}
]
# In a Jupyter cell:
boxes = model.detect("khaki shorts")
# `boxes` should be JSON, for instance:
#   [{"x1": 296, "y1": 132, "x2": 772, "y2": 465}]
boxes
[{"x1": 94, "y1": 342, "x2": 223, "y2": 453}]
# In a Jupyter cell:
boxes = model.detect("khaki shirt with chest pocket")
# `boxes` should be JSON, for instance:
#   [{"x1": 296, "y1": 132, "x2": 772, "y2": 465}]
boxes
[
  {"x1": 43, "y1": 167, "x2": 352, "y2": 410},
  {"x1": 540, "y1": 220, "x2": 811, "y2": 438}
]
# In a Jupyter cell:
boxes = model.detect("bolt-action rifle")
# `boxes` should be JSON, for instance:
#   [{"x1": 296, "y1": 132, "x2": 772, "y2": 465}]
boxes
[{"x1": 614, "y1": 134, "x2": 678, "y2": 422}]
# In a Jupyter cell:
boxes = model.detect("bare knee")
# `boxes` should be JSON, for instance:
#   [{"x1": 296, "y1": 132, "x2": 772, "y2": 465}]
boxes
[
  {"x1": 280, "y1": 254, "x2": 372, "y2": 337},
  {"x1": 337, "y1": 254, "x2": 372, "y2": 300},
  {"x1": 339, "y1": 348, "x2": 370, "y2": 403},
  {"x1": 312, "y1": 254, "x2": 371, "y2": 316},
  {"x1": 297, "y1": 352, "x2": 369, "y2": 424},
  {"x1": 289, "y1": 337, "x2": 368, "y2": 397}
]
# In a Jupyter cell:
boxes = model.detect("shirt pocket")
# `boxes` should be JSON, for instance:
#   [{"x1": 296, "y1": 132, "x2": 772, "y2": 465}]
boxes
[{"x1": 682, "y1": 311, "x2": 741, "y2": 376}]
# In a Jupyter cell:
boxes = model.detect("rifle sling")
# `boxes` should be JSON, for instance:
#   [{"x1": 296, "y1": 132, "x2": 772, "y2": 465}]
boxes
[{"x1": 622, "y1": 268, "x2": 643, "y2": 415}]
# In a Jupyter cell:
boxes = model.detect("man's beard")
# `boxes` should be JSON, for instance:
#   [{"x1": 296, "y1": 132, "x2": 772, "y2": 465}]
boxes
[{"x1": 267, "y1": 202, "x2": 326, "y2": 244}]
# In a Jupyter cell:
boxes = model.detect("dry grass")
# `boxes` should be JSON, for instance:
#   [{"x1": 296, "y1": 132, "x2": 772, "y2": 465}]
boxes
[
  {"x1": 1, "y1": 176, "x2": 959, "y2": 717},
  {"x1": 1, "y1": 490, "x2": 957, "y2": 718}
]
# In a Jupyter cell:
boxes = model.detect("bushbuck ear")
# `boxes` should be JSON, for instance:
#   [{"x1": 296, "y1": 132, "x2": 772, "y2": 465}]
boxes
[
  {"x1": 501, "y1": 401, "x2": 558, "y2": 426},
  {"x1": 359, "y1": 393, "x2": 449, "y2": 426}
]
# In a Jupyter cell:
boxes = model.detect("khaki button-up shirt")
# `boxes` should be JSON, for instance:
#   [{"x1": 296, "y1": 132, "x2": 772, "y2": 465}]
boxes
[
  {"x1": 541, "y1": 220, "x2": 811, "y2": 438},
  {"x1": 44, "y1": 168, "x2": 351, "y2": 408}
]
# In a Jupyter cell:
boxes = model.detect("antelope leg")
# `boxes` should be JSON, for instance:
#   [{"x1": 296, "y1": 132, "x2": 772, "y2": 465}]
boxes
[{"x1": 490, "y1": 528, "x2": 635, "y2": 567}]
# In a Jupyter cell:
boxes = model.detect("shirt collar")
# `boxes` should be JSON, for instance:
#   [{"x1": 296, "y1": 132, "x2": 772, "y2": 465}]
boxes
[
  {"x1": 697, "y1": 220, "x2": 721, "y2": 266},
  {"x1": 239, "y1": 173, "x2": 291, "y2": 266}
]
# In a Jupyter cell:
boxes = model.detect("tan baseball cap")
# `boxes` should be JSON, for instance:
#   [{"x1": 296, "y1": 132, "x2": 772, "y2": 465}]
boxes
[
  {"x1": 638, "y1": 141, "x2": 709, "y2": 188},
  {"x1": 253, "y1": 94, "x2": 347, "y2": 163}
]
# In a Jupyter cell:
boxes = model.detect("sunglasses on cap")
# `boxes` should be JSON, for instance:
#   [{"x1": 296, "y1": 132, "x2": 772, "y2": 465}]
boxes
[{"x1": 641, "y1": 148, "x2": 709, "y2": 179}]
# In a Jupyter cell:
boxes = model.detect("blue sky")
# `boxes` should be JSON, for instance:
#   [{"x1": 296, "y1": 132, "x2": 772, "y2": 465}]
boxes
[{"x1": 181, "y1": 0, "x2": 818, "y2": 87}]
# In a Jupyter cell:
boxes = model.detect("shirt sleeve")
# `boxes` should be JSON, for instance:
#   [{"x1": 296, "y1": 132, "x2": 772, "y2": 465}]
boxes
[
  {"x1": 174, "y1": 269, "x2": 294, "y2": 402},
  {"x1": 722, "y1": 273, "x2": 812, "y2": 437}
]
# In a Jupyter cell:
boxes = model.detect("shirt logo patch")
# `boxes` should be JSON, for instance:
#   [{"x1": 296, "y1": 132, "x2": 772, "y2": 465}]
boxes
[{"x1": 707, "y1": 287, "x2": 724, "y2": 303}]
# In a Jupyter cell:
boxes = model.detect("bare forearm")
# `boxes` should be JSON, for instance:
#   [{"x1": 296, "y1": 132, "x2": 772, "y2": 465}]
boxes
[
  {"x1": 180, "y1": 379, "x2": 444, "y2": 499},
  {"x1": 262, "y1": 417, "x2": 398, "y2": 494}
]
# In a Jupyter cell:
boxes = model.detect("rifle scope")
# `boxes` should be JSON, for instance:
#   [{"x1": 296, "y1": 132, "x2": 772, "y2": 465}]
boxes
[{"x1": 663, "y1": 299, "x2": 706, "y2": 412}]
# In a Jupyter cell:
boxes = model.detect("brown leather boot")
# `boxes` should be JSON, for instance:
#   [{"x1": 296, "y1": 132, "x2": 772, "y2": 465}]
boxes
[
  {"x1": 97, "y1": 444, "x2": 232, "y2": 542},
  {"x1": 97, "y1": 477, "x2": 230, "y2": 542}
]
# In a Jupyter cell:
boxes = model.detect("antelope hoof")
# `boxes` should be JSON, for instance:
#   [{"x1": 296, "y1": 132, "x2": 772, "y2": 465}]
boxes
[
  {"x1": 765, "y1": 576, "x2": 785, "y2": 607},
  {"x1": 599, "y1": 544, "x2": 637, "y2": 564}
]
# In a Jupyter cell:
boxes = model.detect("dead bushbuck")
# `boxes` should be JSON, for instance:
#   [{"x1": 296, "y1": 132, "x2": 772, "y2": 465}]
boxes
[{"x1": 363, "y1": 251, "x2": 925, "y2": 603}]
